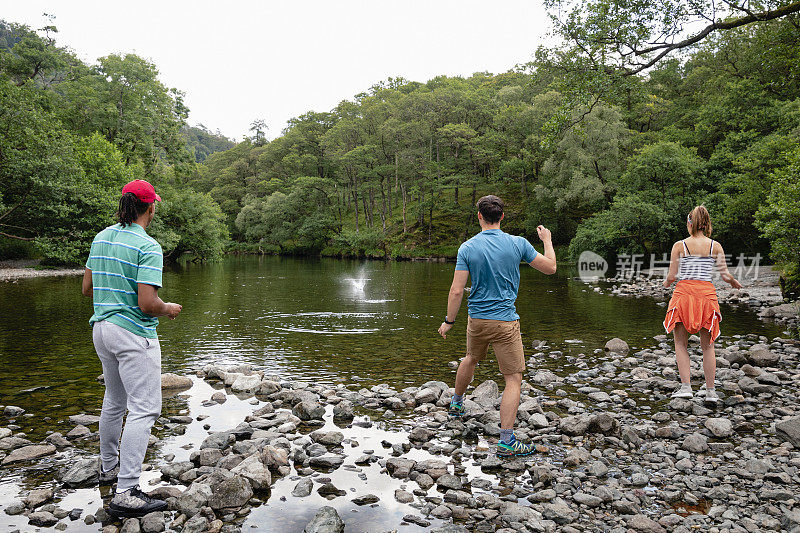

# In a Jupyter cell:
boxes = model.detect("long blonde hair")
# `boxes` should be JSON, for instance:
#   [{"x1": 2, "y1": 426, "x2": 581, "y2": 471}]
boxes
[{"x1": 688, "y1": 205, "x2": 712, "y2": 237}]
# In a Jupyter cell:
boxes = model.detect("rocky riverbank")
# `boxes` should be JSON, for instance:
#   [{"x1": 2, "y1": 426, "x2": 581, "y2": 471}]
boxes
[
  {"x1": 2, "y1": 335, "x2": 800, "y2": 533},
  {"x1": 592, "y1": 266, "x2": 799, "y2": 332},
  {"x1": 0, "y1": 260, "x2": 83, "y2": 282}
]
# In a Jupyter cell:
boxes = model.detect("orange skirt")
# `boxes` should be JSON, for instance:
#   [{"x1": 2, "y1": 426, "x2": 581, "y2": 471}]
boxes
[{"x1": 663, "y1": 280, "x2": 721, "y2": 341}]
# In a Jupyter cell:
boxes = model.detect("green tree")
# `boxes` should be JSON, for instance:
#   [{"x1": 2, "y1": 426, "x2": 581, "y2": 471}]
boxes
[
  {"x1": 756, "y1": 147, "x2": 800, "y2": 296},
  {"x1": 184, "y1": 124, "x2": 235, "y2": 162},
  {"x1": 531, "y1": 104, "x2": 630, "y2": 242},
  {"x1": 58, "y1": 53, "x2": 192, "y2": 174},
  {"x1": 617, "y1": 140, "x2": 705, "y2": 221},
  {"x1": 148, "y1": 187, "x2": 229, "y2": 261},
  {"x1": 249, "y1": 119, "x2": 268, "y2": 146},
  {"x1": 569, "y1": 194, "x2": 672, "y2": 260}
]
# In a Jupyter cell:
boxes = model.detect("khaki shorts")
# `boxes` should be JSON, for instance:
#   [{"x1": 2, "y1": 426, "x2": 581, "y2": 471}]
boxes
[{"x1": 466, "y1": 317, "x2": 526, "y2": 375}]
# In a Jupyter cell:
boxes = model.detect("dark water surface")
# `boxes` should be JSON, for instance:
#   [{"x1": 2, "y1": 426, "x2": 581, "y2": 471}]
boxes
[
  {"x1": 0, "y1": 256, "x2": 787, "y2": 531},
  {"x1": 0, "y1": 256, "x2": 785, "y2": 424}
]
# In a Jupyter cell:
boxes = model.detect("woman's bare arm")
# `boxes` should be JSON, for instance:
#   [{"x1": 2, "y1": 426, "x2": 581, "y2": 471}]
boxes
[
  {"x1": 663, "y1": 242, "x2": 682, "y2": 288},
  {"x1": 714, "y1": 242, "x2": 743, "y2": 288}
]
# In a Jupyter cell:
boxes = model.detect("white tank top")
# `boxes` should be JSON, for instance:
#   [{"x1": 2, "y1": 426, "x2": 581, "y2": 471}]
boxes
[{"x1": 677, "y1": 240, "x2": 715, "y2": 282}]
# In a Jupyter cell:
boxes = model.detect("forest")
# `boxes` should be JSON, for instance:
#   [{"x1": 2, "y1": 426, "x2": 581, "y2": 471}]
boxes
[{"x1": 0, "y1": 6, "x2": 798, "y2": 290}]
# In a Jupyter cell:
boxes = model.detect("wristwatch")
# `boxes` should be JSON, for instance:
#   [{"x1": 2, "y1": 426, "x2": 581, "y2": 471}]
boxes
[{"x1": 444, "y1": 316, "x2": 455, "y2": 325}]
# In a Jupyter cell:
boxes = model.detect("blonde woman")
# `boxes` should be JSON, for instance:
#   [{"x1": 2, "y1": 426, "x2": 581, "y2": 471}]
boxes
[{"x1": 663, "y1": 206, "x2": 742, "y2": 404}]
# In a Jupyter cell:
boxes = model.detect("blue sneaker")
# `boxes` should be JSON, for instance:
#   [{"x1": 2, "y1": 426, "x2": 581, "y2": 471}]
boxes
[
  {"x1": 448, "y1": 401, "x2": 465, "y2": 418},
  {"x1": 496, "y1": 435, "x2": 535, "y2": 457}
]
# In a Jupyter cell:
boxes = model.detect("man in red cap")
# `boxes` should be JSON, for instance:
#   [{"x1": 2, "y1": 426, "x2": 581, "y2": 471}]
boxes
[{"x1": 82, "y1": 179, "x2": 182, "y2": 518}]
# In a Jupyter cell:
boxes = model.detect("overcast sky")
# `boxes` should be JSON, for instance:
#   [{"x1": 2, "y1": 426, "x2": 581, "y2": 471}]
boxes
[{"x1": 2, "y1": 1, "x2": 551, "y2": 141}]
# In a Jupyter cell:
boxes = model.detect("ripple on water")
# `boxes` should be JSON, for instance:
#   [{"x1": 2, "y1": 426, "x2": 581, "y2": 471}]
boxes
[
  {"x1": 260, "y1": 311, "x2": 391, "y2": 335},
  {"x1": 274, "y1": 326, "x2": 381, "y2": 335}
]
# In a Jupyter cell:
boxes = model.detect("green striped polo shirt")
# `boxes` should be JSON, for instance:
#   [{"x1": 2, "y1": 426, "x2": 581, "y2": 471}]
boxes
[{"x1": 86, "y1": 223, "x2": 164, "y2": 338}]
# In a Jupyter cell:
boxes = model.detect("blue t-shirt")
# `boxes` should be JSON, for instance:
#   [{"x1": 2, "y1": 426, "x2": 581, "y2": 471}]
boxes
[{"x1": 455, "y1": 229, "x2": 538, "y2": 321}]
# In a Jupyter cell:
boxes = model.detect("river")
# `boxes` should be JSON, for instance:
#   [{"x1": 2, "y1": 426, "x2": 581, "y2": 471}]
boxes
[{"x1": 0, "y1": 256, "x2": 788, "y2": 531}]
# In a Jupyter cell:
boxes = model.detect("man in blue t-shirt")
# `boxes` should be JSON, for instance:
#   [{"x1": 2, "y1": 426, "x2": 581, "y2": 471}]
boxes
[{"x1": 438, "y1": 195, "x2": 556, "y2": 457}]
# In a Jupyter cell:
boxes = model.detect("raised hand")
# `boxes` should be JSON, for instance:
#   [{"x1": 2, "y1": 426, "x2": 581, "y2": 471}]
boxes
[{"x1": 536, "y1": 225, "x2": 552, "y2": 243}]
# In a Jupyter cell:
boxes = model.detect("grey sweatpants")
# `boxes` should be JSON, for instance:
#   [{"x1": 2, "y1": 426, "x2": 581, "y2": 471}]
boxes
[{"x1": 92, "y1": 320, "x2": 162, "y2": 491}]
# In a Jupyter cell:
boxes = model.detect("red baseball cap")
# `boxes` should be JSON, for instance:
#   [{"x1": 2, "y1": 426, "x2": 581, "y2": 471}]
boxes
[{"x1": 122, "y1": 179, "x2": 161, "y2": 203}]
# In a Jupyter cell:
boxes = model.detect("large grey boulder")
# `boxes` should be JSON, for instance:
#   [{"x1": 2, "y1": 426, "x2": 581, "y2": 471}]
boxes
[
  {"x1": 471, "y1": 380, "x2": 499, "y2": 400},
  {"x1": 293, "y1": 401, "x2": 325, "y2": 421},
  {"x1": 776, "y1": 416, "x2": 800, "y2": 448},
  {"x1": 332, "y1": 400, "x2": 354, "y2": 421},
  {"x1": 3, "y1": 406, "x2": 25, "y2": 417},
  {"x1": 292, "y1": 478, "x2": 313, "y2": 497},
  {"x1": 260, "y1": 445, "x2": 290, "y2": 469},
  {"x1": 588, "y1": 412, "x2": 620, "y2": 435},
  {"x1": 559, "y1": 415, "x2": 591, "y2": 436},
  {"x1": 431, "y1": 525, "x2": 469, "y2": 533},
  {"x1": 62, "y1": 457, "x2": 100, "y2": 487},
  {"x1": 531, "y1": 369, "x2": 559, "y2": 386},
  {"x1": 738, "y1": 376, "x2": 773, "y2": 395},
  {"x1": 208, "y1": 475, "x2": 253, "y2": 510},
  {"x1": 310, "y1": 430, "x2": 343, "y2": 446},
  {"x1": 414, "y1": 388, "x2": 439, "y2": 405},
  {"x1": 256, "y1": 380, "x2": 281, "y2": 397},
  {"x1": 385, "y1": 457, "x2": 416, "y2": 478},
  {"x1": 627, "y1": 513, "x2": 666, "y2": 533},
  {"x1": 303, "y1": 506, "x2": 344, "y2": 533},
  {"x1": 748, "y1": 344, "x2": 781, "y2": 366},
  {"x1": 200, "y1": 431, "x2": 234, "y2": 450},
  {"x1": 309, "y1": 454, "x2": 344, "y2": 469},
  {"x1": 140, "y1": 512, "x2": 166, "y2": 533},
  {"x1": 573, "y1": 492, "x2": 604, "y2": 507},
  {"x1": 704, "y1": 417, "x2": 734, "y2": 438},
  {"x1": 605, "y1": 338, "x2": 630, "y2": 354},
  {"x1": 230, "y1": 374, "x2": 261, "y2": 393},
  {"x1": 3, "y1": 500, "x2": 25, "y2": 515},
  {"x1": 723, "y1": 349, "x2": 748, "y2": 365},
  {"x1": 23, "y1": 488, "x2": 53, "y2": 508},
  {"x1": 175, "y1": 483, "x2": 212, "y2": 516},
  {"x1": 682, "y1": 432, "x2": 708, "y2": 453},
  {"x1": 120, "y1": 518, "x2": 141, "y2": 533},
  {"x1": 160, "y1": 373, "x2": 192, "y2": 390},
  {"x1": 499, "y1": 501, "x2": 543, "y2": 523},
  {"x1": 420, "y1": 380, "x2": 449, "y2": 392},
  {"x1": 27, "y1": 511, "x2": 58, "y2": 527},
  {"x1": 2, "y1": 444, "x2": 56, "y2": 465},
  {"x1": 231, "y1": 454, "x2": 271, "y2": 489},
  {"x1": 68, "y1": 413, "x2": 100, "y2": 425},
  {"x1": 182, "y1": 515, "x2": 209, "y2": 533}
]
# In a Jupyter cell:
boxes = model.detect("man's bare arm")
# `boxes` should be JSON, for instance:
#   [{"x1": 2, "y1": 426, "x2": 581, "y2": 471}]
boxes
[
  {"x1": 82, "y1": 268, "x2": 93, "y2": 297},
  {"x1": 530, "y1": 225, "x2": 557, "y2": 275},
  {"x1": 446, "y1": 270, "x2": 470, "y2": 321},
  {"x1": 138, "y1": 284, "x2": 182, "y2": 319},
  {"x1": 439, "y1": 270, "x2": 469, "y2": 338}
]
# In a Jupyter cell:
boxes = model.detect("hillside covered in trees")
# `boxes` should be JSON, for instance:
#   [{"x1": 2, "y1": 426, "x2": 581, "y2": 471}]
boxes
[
  {"x1": 1, "y1": 12, "x2": 798, "y2": 290},
  {"x1": 196, "y1": 17, "x2": 800, "y2": 284},
  {"x1": 0, "y1": 19, "x2": 230, "y2": 264}
]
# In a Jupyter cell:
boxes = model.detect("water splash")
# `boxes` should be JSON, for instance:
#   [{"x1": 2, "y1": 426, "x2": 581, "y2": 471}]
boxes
[
  {"x1": 343, "y1": 268, "x2": 370, "y2": 298},
  {"x1": 349, "y1": 277, "x2": 367, "y2": 292}
]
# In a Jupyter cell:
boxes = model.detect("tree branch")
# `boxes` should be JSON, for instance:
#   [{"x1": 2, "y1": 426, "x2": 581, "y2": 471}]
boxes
[
  {"x1": 625, "y1": 1, "x2": 800, "y2": 74},
  {"x1": 0, "y1": 188, "x2": 32, "y2": 223},
  {"x1": 0, "y1": 231, "x2": 33, "y2": 241}
]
